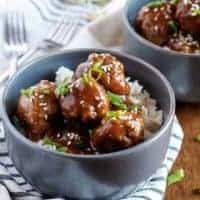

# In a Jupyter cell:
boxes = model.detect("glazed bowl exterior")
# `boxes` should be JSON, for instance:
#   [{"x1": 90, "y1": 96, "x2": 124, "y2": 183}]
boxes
[
  {"x1": 1, "y1": 49, "x2": 175, "y2": 199},
  {"x1": 122, "y1": 0, "x2": 200, "y2": 102}
]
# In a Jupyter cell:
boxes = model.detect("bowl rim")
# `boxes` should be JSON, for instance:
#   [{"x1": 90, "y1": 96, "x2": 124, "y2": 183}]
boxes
[
  {"x1": 1, "y1": 48, "x2": 175, "y2": 159},
  {"x1": 123, "y1": 0, "x2": 200, "y2": 58}
]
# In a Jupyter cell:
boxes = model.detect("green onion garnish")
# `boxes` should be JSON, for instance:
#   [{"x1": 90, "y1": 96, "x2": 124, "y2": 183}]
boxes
[
  {"x1": 194, "y1": 134, "x2": 200, "y2": 143},
  {"x1": 20, "y1": 88, "x2": 34, "y2": 97},
  {"x1": 192, "y1": 8, "x2": 200, "y2": 16},
  {"x1": 42, "y1": 89, "x2": 50, "y2": 95},
  {"x1": 89, "y1": 61, "x2": 104, "y2": 81},
  {"x1": 107, "y1": 91, "x2": 127, "y2": 110},
  {"x1": 168, "y1": 20, "x2": 178, "y2": 34},
  {"x1": 146, "y1": 1, "x2": 162, "y2": 8},
  {"x1": 55, "y1": 83, "x2": 69, "y2": 96},
  {"x1": 106, "y1": 110, "x2": 126, "y2": 119},
  {"x1": 167, "y1": 169, "x2": 185, "y2": 186},
  {"x1": 130, "y1": 104, "x2": 142, "y2": 112},
  {"x1": 170, "y1": 0, "x2": 177, "y2": 4},
  {"x1": 43, "y1": 136, "x2": 68, "y2": 153},
  {"x1": 82, "y1": 73, "x2": 91, "y2": 84}
]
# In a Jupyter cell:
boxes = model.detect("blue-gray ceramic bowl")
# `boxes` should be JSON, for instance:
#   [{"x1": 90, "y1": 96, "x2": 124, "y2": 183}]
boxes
[
  {"x1": 1, "y1": 49, "x2": 175, "y2": 199},
  {"x1": 122, "y1": 0, "x2": 200, "y2": 103}
]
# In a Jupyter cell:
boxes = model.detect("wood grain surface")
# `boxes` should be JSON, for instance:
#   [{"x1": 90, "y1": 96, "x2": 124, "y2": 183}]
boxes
[{"x1": 165, "y1": 103, "x2": 200, "y2": 200}]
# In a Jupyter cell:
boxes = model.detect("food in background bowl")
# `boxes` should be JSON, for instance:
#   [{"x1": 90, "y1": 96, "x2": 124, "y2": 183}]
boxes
[
  {"x1": 135, "y1": 0, "x2": 200, "y2": 54},
  {"x1": 15, "y1": 53, "x2": 163, "y2": 154}
]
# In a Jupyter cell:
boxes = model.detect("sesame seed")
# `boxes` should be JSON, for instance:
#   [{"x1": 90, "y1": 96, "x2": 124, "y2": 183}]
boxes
[
  {"x1": 39, "y1": 95, "x2": 44, "y2": 99},
  {"x1": 44, "y1": 114, "x2": 48, "y2": 120},
  {"x1": 43, "y1": 107, "x2": 48, "y2": 111}
]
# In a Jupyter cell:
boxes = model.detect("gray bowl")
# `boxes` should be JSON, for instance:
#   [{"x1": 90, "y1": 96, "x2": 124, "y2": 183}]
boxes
[
  {"x1": 1, "y1": 49, "x2": 175, "y2": 199},
  {"x1": 122, "y1": 0, "x2": 200, "y2": 102}
]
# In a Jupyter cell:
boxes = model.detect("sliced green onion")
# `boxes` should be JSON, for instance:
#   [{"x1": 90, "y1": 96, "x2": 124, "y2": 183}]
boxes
[
  {"x1": 82, "y1": 73, "x2": 91, "y2": 85},
  {"x1": 194, "y1": 134, "x2": 200, "y2": 143},
  {"x1": 168, "y1": 20, "x2": 178, "y2": 34},
  {"x1": 42, "y1": 89, "x2": 50, "y2": 95},
  {"x1": 106, "y1": 110, "x2": 126, "y2": 120},
  {"x1": 43, "y1": 136, "x2": 67, "y2": 153},
  {"x1": 20, "y1": 88, "x2": 34, "y2": 97},
  {"x1": 93, "y1": 61, "x2": 103, "y2": 70},
  {"x1": 107, "y1": 91, "x2": 127, "y2": 110},
  {"x1": 192, "y1": 8, "x2": 200, "y2": 16},
  {"x1": 130, "y1": 104, "x2": 142, "y2": 112},
  {"x1": 89, "y1": 61, "x2": 104, "y2": 81},
  {"x1": 167, "y1": 169, "x2": 185, "y2": 186},
  {"x1": 146, "y1": 1, "x2": 162, "y2": 8},
  {"x1": 55, "y1": 83, "x2": 69, "y2": 96},
  {"x1": 57, "y1": 146, "x2": 68, "y2": 152}
]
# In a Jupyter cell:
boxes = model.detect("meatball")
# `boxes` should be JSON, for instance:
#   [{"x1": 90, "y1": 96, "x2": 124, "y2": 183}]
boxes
[
  {"x1": 167, "y1": 32, "x2": 200, "y2": 53},
  {"x1": 176, "y1": 0, "x2": 200, "y2": 35},
  {"x1": 46, "y1": 121, "x2": 95, "y2": 154},
  {"x1": 91, "y1": 111, "x2": 144, "y2": 153},
  {"x1": 136, "y1": 1, "x2": 175, "y2": 45},
  {"x1": 60, "y1": 77, "x2": 110, "y2": 122},
  {"x1": 73, "y1": 53, "x2": 130, "y2": 95},
  {"x1": 17, "y1": 80, "x2": 59, "y2": 141},
  {"x1": 73, "y1": 62, "x2": 90, "y2": 81}
]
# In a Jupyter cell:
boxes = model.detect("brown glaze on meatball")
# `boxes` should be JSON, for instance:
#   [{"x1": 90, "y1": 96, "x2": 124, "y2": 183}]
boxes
[
  {"x1": 176, "y1": 0, "x2": 200, "y2": 35},
  {"x1": 136, "y1": 1, "x2": 175, "y2": 45},
  {"x1": 167, "y1": 32, "x2": 200, "y2": 53},
  {"x1": 91, "y1": 111, "x2": 144, "y2": 153},
  {"x1": 60, "y1": 78, "x2": 110, "y2": 122},
  {"x1": 46, "y1": 121, "x2": 96, "y2": 154},
  {"x1": 17, "y1": 80, "x2": 59, "y2": 141},
  {"x1": 73, "y1": 53, "x2": 130, "y2": 95}
]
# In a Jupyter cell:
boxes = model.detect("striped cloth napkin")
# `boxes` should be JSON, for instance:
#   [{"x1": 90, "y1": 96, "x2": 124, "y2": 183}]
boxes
[{"x1": 0, "y1": 0, "x2": 184, "y2": 200}]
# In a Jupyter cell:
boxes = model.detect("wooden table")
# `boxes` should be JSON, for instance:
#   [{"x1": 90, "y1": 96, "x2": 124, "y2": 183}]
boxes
[{"x1": 165, "y1": 103, "x2": 200, "y2": 200}]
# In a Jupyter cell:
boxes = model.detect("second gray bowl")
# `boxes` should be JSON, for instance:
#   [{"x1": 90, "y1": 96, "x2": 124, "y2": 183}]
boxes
[{"x1": 122, "y1": 0, "x2": 200, "y2": 103}]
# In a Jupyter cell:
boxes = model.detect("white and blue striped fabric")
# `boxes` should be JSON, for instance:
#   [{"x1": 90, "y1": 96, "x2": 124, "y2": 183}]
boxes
[{"x1": 0, "y1": 0, "x2": 184, "y2": 199}]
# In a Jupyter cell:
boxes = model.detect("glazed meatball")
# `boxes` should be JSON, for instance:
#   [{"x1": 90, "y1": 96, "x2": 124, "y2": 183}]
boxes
[
  {"x1": 91, "y1": 111, "x2": 144, "y2": 153},
  {"x1": 136, "y1": 1, "x2": 175, "y2": 45},
  {"x1": 46, "y1": 121, "x2": 95, "y2": 154},
  {"x1": 167, "y1": 32, "x2": 200, "y2": 53},
  {"x1": 73, "y1": 62, "x2": 90, "y2": 81},
  {"x1": 17, "y1": 80, "x2": 59, "y2": 141},
  {"x1": 60, "y1": 77, "x2": 110, "y2": 122},
  {"x1": 176, "y1": 0, "x2": 200, "y2": 35},
  {"x1": 73, "y1": 53, "x2": 130, "y2": 95}
]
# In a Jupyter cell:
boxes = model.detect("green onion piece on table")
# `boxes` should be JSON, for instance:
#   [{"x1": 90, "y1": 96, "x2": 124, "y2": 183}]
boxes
[{"x1": 167, "y1": 169, "x2": 185, "y2": 186}]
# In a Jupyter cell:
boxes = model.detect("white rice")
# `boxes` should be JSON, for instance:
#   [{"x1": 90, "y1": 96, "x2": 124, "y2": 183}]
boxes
[
  {"x1": 128, "y1": 80, "x2": 163, "y2": 138},
  {"x1": 55, "y1": 66, "x2": 74, "y2": 85},
  {"x1": 55, "y1": 67, "x2": 163, "y2": 139}
]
